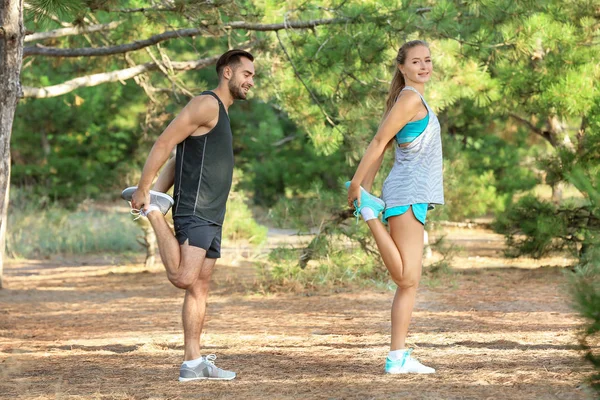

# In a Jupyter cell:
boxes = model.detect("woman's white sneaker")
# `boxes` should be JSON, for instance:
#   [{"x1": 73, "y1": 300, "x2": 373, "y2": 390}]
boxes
[{"x1": 384, "y1": 349, "x2": 435, "y2": 374}]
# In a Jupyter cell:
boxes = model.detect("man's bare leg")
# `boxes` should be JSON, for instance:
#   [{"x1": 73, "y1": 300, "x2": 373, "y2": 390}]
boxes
[
  {"x1": 183, "y1": 256, "x2": 216, "y2": 360},
  {"x1": 142, "y1": 156, "x2": 183, "y2": 280},
  {"x1": 152, "y1": 156, "x2": 176, "y2": 193},
  {"x1": 146, "y1": 212, "x2": 184, "y2": 281}
]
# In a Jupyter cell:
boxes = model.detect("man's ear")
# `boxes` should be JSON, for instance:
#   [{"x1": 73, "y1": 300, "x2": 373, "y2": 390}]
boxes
[{"x1": 223, "y1": 65, "x2": 233, "y2": 80}]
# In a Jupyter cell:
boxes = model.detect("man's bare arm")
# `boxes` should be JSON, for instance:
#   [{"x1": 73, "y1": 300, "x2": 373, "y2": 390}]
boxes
[{"x1": 132, "y1": 95, "x2": 219, "y2": 210}]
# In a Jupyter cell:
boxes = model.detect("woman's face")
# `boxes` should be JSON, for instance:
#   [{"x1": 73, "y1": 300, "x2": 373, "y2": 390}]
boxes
[{"x1": 399, "y1": 46, "x2": 432, "y2": 84}]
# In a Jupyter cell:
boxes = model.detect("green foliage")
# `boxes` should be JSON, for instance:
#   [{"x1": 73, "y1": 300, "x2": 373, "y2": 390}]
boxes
[
  {"x1": 11, "y1": 0, "x2": 600, "y2": 256},
  {"x1": 12, "y1": 83, "x2": 146, "y2": 203},
  {"x1": 25, "y1": 0, "x2": 85, "y2": 26},
  {"x1": 229, "y1": 100, "x2": 352, "y2": 207},
  {"x1": 493, "y1": 1, "x2": 598, "y2": 111},
  {"x1": 494, "y1": 128, "x2": 599, "y2": 259},
  {"x1": 440, "y1": 159, "x2": 503, "y2": 221},
  {"x1": 567, "y1": 170, "x2": 600, "y2": 395},
  {"x1": 433, "y1": 136, "x2": 523, "y2": 221},
  {"x1": 459, "y1": 134, "x2": 538, "y2": 195},
  {"x1": 258, "y1": 232, "x2": 387, "y2": 291},
  {"x1": 259, "y1": 198, "x2": 389, "y2": 291},
  {"x1": 494, "y1": 195, "x2": 567, "y2": 258},
  {"x1": 223, "y1": 191, "x2": 268, "y2": 245},
  {"x1": 222, "y1": 170, "x2": 268, "y2": 245},
  {"x1": 268, "y1": 181, "x2": 343, "y2": 229},
  {"x1": 423, "y1": 235, "x2": 458, "y2": 278},
  {"x1": 569, "y1": 260, "x2": 600, "y2": 394},
  {"x1": 6, "y1": 189, "x2": 141, "y2": 258}
]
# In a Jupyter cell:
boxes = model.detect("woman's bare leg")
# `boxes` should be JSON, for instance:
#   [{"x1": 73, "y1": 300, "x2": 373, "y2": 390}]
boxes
[
  {"x1": 364, "y1": 207, "x2": 424, "y2": 350},
  {"x1": 388, "y1": 210, "x2": 424, "y2": 350},
  {"x1": 365, "y1": 218, "x2": 404, "y2": 281}
]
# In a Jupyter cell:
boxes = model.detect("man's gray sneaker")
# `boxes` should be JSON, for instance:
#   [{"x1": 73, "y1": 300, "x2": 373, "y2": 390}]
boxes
[
  {"x1": 121, "y1": 186, "x2": 174, "y2": 215},
  {"x1": 179, "y1": 354, "x2": 236, "y2": 382}
]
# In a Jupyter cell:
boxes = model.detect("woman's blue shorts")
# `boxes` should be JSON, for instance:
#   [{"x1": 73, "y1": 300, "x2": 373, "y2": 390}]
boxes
[{"x1": 383, "y1": 203, "x2": 428, "y2": 225}]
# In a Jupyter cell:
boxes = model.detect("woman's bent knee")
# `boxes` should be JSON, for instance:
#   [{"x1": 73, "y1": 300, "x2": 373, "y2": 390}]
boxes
[
  {"x1": 389, "y1": 273, "x2": 403, "y2": 287},
  {"x1": 390, "y1": 274, "x2": 420, "y2": 289},
  {"x1": 397, "y1": 278, "x2": 419, "y2": 290}
]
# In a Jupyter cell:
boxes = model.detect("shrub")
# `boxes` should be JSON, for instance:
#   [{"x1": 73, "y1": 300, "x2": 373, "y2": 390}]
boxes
[{"x1": 7, "y1": 189, "x2": 140, "y2": 258}]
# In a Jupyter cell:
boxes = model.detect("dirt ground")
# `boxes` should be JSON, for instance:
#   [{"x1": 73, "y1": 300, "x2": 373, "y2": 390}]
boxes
[{"x1": 0, "y1": 226, "x2": 596, "y2": 400}]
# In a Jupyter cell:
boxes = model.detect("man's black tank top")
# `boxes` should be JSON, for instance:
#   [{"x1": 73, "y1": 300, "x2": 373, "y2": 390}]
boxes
[{"x1": 172, "y1": 91, "x2": 233, "y2": 225}]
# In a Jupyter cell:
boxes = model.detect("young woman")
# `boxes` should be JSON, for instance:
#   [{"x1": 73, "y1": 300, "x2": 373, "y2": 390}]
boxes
[{"x1": 346, "y1": 40, "x2": 444, "y2": 374}]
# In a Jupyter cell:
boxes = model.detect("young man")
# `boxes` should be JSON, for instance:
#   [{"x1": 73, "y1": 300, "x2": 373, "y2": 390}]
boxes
[{"x1": 122, "y1": 49, "x2": 255, "y2": 381}]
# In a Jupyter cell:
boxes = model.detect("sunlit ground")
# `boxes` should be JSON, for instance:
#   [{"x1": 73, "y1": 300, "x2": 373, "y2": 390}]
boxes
[{"x1": 0, "y1": 225, "x2": 595, "y2": 400}]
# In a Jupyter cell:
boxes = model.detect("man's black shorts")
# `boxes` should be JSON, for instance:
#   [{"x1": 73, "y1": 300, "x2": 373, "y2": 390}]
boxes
[{"x1": 173, "y1": 215, "x2": 222, "y2": 259}]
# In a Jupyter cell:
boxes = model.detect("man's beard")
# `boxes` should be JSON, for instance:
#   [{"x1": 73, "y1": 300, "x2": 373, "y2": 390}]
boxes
[{"x1": 228, "y1": 77, "x2": 247, "y2": 100}]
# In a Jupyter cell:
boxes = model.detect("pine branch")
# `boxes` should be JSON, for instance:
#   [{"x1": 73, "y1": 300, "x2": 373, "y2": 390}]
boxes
[
  {"x1": 509, "y1": 113, "x2": 557, "y2": 147},
  {"x1": 272, "y1": 135, "x2": 296, "y2": 147},
  {"x1": 24, "y1": 27, "x2": 213, "y2": 57},
  {"x1": 23, "y1": 2, "x2": 74, "y2": 28},
  {"x1": 114, "y1": 6, "x2": 180, "y2": 13},
  {"x1": 145, "y1": 45, "x2": 194, "y2": 98},
  {"x1": 23, "y1": 18, "x2": 352, "y2": 58},
  {"x1": 111, "y1": 1, "x2": 220, "y2": 13},
  {"x1": 224, "y1": 18, "x2": 352, "y2": 31},
  {"x1": 275, "y1": 30, "x2": 339, "y2": 129},
  {"x1": 21, "y1": 54, "x2": 221, "y2": 98},
  {"x1": 577, "y1": 116, "x2": 588, "y2": 155},
  {"x1": 298, "y1": 208, "x2": 355, "y2": 269},
  {"x1": 25, "y1": 21, "x2": 123, "y2": 42}
]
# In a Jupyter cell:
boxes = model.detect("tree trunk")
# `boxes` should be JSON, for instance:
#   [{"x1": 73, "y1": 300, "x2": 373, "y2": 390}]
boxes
[
  {"x1": 142, "y1": 221, "x2": 156, "y2": 268},
  {"x1": 551, "y1": 181, "x2": 564, "y2": 203},
  {"x1": 0, "y1": 0, "x2": 24, "y2": 289},
  {"x1": 135, "y1": 219, "x2": 156, "y2": 268}
]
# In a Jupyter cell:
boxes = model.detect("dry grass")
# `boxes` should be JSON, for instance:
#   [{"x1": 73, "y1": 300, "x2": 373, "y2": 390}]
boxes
[{"x1": 0, "y1": 226, "x2": 596, "y2": 400}]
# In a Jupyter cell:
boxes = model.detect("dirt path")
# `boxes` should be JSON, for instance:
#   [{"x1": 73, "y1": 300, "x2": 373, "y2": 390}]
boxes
[{"x1": 0, "y1": 227, "x2": 595, "y2": 399}]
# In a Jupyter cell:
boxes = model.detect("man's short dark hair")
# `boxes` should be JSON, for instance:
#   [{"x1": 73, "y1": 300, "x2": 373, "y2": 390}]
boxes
[{"x1": 216, "y1": 49, "x2": 254, "y2": 78}]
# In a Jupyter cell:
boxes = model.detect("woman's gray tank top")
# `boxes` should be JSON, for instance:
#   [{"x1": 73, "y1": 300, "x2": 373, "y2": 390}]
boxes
[{"x1": 382, "y1": 86, "x2": 444, "y2": 209}]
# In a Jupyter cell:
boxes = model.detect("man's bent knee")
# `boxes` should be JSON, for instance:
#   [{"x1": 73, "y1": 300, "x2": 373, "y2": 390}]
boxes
[
  {"x1": 167, "y1": 270, "x2": 195, "y2": 289},
  {"x1": 187, "y1": 277, "x2": 210, "y2": 297},
  {"x1": 168, "y1": 276, "x2": 190, "y2": 290}
]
